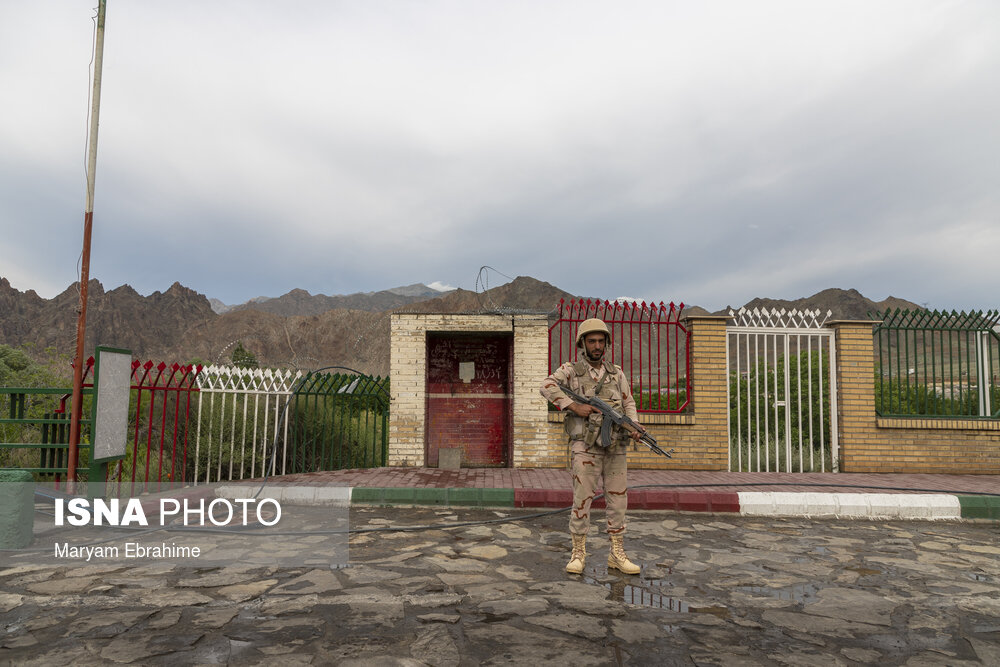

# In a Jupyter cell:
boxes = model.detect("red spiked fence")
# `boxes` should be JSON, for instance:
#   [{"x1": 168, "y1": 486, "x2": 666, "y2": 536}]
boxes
[
  {"x1": 107, "y1": 360, "x2": 203, "y2": 496},
  {"x1": 549, "y1": 299, "x2": 690, "y2": 413}
]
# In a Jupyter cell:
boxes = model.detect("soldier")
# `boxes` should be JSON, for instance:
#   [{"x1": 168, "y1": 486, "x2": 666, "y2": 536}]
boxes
[{"x1": 540, "y1": 318, "x2": 644, "y2": 575}]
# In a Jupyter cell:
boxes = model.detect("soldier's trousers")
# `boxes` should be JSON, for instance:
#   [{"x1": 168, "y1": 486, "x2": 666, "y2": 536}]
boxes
[{"x1": 569, "y1": 440, "x2": 628, "y2": 536}]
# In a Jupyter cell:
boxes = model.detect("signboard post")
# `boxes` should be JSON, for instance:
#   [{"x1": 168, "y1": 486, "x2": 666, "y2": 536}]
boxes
[{"x1": 89, "y1": 347, "x2": 132, "y2": 498}]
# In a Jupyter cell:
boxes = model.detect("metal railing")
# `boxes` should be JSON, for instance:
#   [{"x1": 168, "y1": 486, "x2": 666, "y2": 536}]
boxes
[
  {"x1": 4, "y1": 361, "x2": 391, "y2": 491},
  {"x1": 0, "y1": 389, "x2": 92, "y2": 479},
  {"x1": 193, "y1": 365, "x2": 299, "y2": 484},
  {"x1": 106, "y1": 360, "x2": 202, "y2": 497},
  {"x1": 0, "y1": 358, "x2": 95, "y2": 482},
  {"x1": 285, "y1": 370, "x2": 390, "y2": 474},
  {"x1": 872, "y1": 309, "x2": 1000, "y2": 419},
  {"x1": 549, "y1": 299, "x2": 689, "y2": 413},
  {"x1": 192, "y1": 366, "x2": 389, "y2": 484}
]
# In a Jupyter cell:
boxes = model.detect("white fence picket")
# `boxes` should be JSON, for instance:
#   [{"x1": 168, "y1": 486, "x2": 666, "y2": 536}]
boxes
[
  {"x1": 726, "y1": 308, "x2": 839, "y2": 473},
  {"x1": 192, "y1": 365, "x2": 301, "y2": 484}
]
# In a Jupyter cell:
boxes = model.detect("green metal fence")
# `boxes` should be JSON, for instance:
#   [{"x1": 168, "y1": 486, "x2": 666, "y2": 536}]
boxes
[
  {"x1": 284, "y1": 370, "x2": 389, "y2": 473},
  {"x1": 0, "y1": 387, "x2": 98, "y2": 480},
  {"x1": 872, "y1": 309, "x2": 1000, "y2": 418}
]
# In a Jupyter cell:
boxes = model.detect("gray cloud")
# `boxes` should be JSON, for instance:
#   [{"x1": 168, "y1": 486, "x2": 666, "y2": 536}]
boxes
[{"x1": 1, "y1": 1, "x2": 997, "y2": 311}]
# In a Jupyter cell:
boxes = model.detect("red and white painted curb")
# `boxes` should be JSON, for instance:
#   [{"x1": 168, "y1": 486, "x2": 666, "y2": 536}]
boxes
[{"x1": 210, "y1": 484, "x2": 995, "y2": 520}]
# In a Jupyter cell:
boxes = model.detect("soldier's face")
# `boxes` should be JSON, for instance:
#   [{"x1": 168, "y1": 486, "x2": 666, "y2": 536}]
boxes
[{"x1": 583, "y1": 333, "x2": 606, "y2": 361}]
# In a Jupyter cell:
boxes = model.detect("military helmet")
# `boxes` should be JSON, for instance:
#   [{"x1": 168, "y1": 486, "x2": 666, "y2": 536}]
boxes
[{"x1": 576, "y1": 318, "x2": 611, "y2": 348}]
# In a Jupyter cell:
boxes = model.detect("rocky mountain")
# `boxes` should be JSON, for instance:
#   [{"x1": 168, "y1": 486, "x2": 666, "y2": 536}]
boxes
[
  {"x1": 392, "y1": 277, "x2": 575, "y2": 315},
  {"x1": 1, "y1": 276, "x2": 929, "y2": 378},
  {"x1": 225, "y1": 283, "x2": 451, "y2": 316},
  {"x1": 209, "y1": 298, "x2": 230, "y2": 314},
  {"x1": 731, "y1": 288, "x2": 923, "y2": 321},
  {"x1": 0, "y1": 276, "x2": 573, "y2": 377},
  {"x1": 0, "y1": 278, "x2": 217, "y2": 367}
]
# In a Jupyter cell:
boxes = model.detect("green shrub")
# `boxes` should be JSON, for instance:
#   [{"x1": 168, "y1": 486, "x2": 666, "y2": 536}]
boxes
[
  {"x1": 874, "y1": 371, "x2": 995, "y2": 417},
  {"x1": 632, "y1": 387, "x2": 687, "y2": 412},
  {"x1": 186, "y1": 391, "x2": 284, "y2": 483}
]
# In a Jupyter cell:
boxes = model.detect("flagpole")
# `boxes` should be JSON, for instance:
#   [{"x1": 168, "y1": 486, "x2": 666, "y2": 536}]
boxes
[{"x1": 68, "y1": 0, "x2": 108, "y2": 489}]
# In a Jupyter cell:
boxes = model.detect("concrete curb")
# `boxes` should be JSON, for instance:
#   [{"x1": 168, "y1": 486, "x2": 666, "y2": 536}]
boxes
[
  {"x1": 216, "y1": 484, "x2": 352, "y2": 505},
  {"x1": 338, "y1": 486, "x2": 1000, "y2": 521},
  {"x1": 173, "y1": 482, "x2": 1000, "y2": 521},
  {"x1": 37, "y1": 484, "x2": 999, "y2": 523},
  {"x1": 736, "y1": 492, "x2": 963, "y2": 520},
  {"x1": 958, "y1": 494, "x2": 1000, "y2": 520}
]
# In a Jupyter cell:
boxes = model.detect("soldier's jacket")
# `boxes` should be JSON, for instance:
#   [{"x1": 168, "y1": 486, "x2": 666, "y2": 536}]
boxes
[{"x1": 540, "y1": 358, "x2": 639, "y2": 446}]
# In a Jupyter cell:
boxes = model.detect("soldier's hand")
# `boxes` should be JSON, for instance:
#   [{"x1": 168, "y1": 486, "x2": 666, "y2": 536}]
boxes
[
  {"x1": 567, "y1": 402, "x2": 597, "y2": 418},
  {"x1": 629, "y1": 426, "x2": 644, "y2": 451}
]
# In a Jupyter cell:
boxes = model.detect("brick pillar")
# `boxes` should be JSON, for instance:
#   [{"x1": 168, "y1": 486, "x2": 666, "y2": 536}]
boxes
[
  {"x1": 511, "y1": 316, "x2": 551, "y2": 467},
  {"x1": 829, "y1": 320, "x2": 878, "y2": 472},
  {"x1": 682, "y1": 315, "x2": 730, "y2": 470},
  {"x1": 388, "y1": 315, "x2": 426, "y2": 467}
]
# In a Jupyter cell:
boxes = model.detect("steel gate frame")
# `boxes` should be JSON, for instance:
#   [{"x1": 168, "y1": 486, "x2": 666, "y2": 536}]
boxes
[{"x1": 726, "y1": 308, "x2": 839, "y2": 472}]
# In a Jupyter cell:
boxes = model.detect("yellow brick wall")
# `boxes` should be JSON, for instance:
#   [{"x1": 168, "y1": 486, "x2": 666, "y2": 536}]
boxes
[
  {"x1": 511, "y1": 316, "x2": 560, "y2": 467},
  {"x1": 545, "y1": 412, "x2": 699, "y2": 469},
  {"x1": 388, "y1": 315, "x2": 430, "y2": 466},
  {"x1": 832, "y1": 321, "x2": 1000, "y2": 474},
  {"x1": 390, "y1": 314, "x2": 1000, "y2": 473}
]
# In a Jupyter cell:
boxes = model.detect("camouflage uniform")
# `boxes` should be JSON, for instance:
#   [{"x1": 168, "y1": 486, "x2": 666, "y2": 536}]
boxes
[{"x1": 540, "y1": 357, "x2": 638, "y2": 537}]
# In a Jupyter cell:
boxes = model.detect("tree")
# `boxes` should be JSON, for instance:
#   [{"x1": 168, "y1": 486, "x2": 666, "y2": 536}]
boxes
[
  {"x1": 0, "y1": 344, "x2": 68, "y2": 387},
  {"x1": 230, "y1": 342, "x2": 259, "y2": 369}
]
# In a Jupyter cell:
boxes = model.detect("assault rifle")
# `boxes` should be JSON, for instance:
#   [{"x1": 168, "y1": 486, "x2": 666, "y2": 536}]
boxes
[{"x1": 557, "y1": 383, "x2": 674, "y2": 458}]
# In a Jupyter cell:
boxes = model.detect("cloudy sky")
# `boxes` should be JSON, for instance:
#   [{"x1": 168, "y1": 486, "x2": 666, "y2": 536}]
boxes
[{"x1": 2, "y1": 1, "x2": 997, "y2": 311}]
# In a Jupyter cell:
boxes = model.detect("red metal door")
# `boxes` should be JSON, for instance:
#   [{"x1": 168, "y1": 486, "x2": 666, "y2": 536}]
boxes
[{"x1": 426, "y1": 333, "x2": 511, "y2": 467}]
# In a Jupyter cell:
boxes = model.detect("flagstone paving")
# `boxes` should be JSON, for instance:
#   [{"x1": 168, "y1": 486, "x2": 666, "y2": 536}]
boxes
[{"x1": 2, "y1": 507, "x2": 999, "y2": 664}]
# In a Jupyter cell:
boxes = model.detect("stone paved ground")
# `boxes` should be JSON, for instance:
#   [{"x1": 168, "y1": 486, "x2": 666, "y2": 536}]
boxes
[{"x1": 2, "y1": 507, "x2": 999, "y2": 665}]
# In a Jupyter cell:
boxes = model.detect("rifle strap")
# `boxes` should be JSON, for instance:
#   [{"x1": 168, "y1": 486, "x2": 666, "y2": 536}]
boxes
[{"x1": 593, "y1": 367, "x2": 612, "y2": 397}]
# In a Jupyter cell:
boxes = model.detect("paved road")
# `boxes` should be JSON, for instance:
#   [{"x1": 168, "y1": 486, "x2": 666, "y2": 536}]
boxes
[{"x1": 2, "y1": 507, "x2": 999, "y2": 665}]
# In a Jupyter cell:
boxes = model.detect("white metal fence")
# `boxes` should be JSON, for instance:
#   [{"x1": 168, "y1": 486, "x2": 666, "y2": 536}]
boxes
[
  {"x1": 726, "y1": 308, "x2": 839, "y2": 472},
  {"x1": 193, "y1": 365, "x2": 301, "y2": 484}
]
